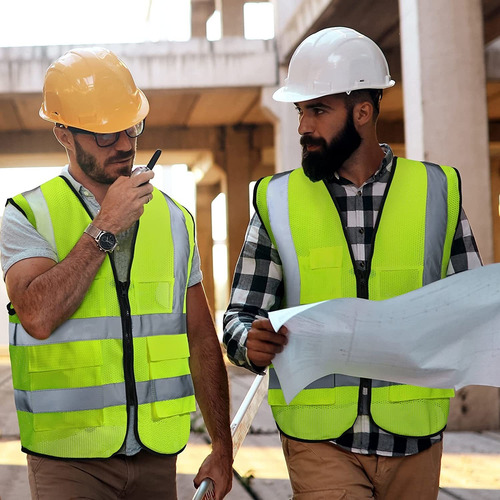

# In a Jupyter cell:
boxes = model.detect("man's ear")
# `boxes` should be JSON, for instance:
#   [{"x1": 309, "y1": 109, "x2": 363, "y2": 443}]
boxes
[
  {"x1": 353, "y1": 101, "x2": 374, "y2": 127},
  {"x1": 53, "y1": 125, "x2": 74, "y2": 152}
]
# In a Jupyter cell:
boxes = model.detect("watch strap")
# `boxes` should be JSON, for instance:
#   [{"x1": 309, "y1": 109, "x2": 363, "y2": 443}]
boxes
[
  {"x1": 84, "y1": 223, "x2": 102, "y2": 240},
  {"x1": 84, "y1": 223, "x2": 117, "y2": 252}
]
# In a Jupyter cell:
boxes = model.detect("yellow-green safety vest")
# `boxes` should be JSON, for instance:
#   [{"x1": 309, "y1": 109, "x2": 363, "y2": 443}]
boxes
[
  {"x1": 8, "y1": 176, "x2": 196, "y2": 458},
  {"x1": 254, "y1": 158, "x2": 460, "y2": 440}
]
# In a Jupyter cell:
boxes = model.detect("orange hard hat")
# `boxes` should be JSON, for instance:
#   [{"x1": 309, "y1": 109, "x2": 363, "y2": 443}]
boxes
[{"x1": 39, "y1": 47, "x2": 149, "y2": 133}]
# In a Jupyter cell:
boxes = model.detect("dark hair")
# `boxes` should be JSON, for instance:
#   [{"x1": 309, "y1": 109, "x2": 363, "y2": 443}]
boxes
[{"x1": 344, "y1": 89, "x2": 383, "y2": 120}]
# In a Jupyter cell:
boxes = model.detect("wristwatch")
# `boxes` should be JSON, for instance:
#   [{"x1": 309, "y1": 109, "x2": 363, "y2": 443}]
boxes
[{"x1": 84, "y1": 223, "x2": 117, "y2": 253}]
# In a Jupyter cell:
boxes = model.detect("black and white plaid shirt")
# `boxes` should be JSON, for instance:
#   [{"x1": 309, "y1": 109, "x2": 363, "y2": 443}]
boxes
[{"x1": 223, "y1": 144, "x2": 482, "y2": 457}]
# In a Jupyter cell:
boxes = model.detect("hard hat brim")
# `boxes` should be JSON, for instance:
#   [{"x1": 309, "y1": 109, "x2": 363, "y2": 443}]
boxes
[
  {"x1": 273, "y1": 81, "x2": 395, "y2": 103},
  {"x1": 39, "y1": 89, "x2": 150, "y2": 133}
]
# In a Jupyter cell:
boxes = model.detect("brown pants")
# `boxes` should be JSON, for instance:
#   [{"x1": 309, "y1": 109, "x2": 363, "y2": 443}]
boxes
[
  {"x1": 27, "y1": 450, "x2": 178, "y2": 500},
  {"x1": 281, "y1": 435, "x2": 443, "y2": 499}
]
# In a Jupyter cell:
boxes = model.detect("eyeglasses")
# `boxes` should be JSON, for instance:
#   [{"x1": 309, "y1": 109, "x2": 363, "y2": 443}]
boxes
[{"x1": 58, "y1": 120, "x2": 145, "y2": 147}]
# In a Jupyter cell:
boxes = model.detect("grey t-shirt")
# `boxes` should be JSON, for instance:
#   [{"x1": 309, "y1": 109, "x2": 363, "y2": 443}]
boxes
[{"x1": 0, "y1": 166, "x2": 203, "y2": 455}]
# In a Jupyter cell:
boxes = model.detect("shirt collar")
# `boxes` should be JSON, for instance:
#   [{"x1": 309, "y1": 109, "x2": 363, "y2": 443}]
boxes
[
  {"x1": 60, "y1": 166, "x2": 96, "y2": 198},
  {"x1": 59, "y1": 166, "x2": 100, "y2": 213}
]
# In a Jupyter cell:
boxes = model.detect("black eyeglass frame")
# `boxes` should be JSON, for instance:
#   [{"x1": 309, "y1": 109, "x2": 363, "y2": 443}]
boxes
[{"x1": 57, "y1": 120, "x2": 145, "y2": 147}]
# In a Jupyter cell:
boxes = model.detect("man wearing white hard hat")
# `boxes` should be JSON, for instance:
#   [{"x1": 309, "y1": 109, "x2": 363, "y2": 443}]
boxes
[
  {"x1": 224, "y1": 27, "x2": 481, "y2": 498},
  {"x1": 1, "y1": 47, "x2": 232, "y2": 499}
]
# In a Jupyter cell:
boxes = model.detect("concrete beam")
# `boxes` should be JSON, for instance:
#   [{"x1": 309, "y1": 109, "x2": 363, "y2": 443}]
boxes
[
  {"x1": 0, "y1": 39, "x2": 278, "y2": 94},
  {"x1": 0, "y1": 124, "x2": 275, "y2": 168}
]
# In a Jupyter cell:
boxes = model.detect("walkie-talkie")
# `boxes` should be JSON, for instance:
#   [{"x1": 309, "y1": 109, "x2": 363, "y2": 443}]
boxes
[{"x1": 131, "y1": 149, "x2": 161, "y2": 184}]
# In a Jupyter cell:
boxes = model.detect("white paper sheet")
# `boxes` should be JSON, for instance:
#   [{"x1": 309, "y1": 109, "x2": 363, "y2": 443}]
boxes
[{"x1": 269, "y1": 264, "x2": 500, "y2": 404}]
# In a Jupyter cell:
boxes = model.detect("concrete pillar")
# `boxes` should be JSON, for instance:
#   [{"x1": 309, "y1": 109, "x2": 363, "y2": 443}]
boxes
[
  {"x1": 221, "y1": 0, "x2": 245, "y2": 37},
  {"x1": 399, "y1": 0, "x2": 493, "y2": 264},
  {"x1": 196, "y1": 184, "x2": 220, "y2": 315},
  {"x1": 399, "y1": 0, "x2": 499, "y2": 431},
  {"x1": 491, "y1": 155, "x2": 500, "y2": 262},
  {"x1": 191, "y1": 0, "x2": 215, "y2": 38},
  {"x1": 216, "y1": 126, "x2": 258, "y2": 286},
  {"x1": 261, "y1": 80, "x2": 301, "y2": 173}
]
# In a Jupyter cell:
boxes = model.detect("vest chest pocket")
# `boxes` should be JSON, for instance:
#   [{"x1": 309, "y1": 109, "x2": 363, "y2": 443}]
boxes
[
  {"x1": 130, "y1": 280, "x2": 174, "y2": 314},
  {"x1": 370, "y1": 267, "x2": 424, "y2": 300},
  {"x1": 299, "y1": 247, "x2": 344, "y2": 303}
]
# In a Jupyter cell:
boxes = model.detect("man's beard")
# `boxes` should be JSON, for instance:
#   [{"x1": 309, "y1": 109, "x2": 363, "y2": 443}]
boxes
[
  {"x1": 301, "y1": 111, "x2": 362, "y2": 182},
  {"x1": 74, "y1": 138, "x2": 134, "y2": 185}
]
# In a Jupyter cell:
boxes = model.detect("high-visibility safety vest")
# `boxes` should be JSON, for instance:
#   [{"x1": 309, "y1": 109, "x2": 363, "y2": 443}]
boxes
[
  {"x1": 254, "y1": 158, "x2": 460, "y2": 440},
  {"x1": 8, "y1": 176, "x2": 197, "y2": 458}
]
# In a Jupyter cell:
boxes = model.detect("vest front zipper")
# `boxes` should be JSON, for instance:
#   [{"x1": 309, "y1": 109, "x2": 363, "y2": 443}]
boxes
[{"x1": 116, "y1": 279, "x2": 138, "y2": 409}]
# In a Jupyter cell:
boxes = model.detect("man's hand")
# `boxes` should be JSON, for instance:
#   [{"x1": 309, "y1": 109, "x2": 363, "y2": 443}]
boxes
[
  {"x1": 246, "y1": 318, "x2": 288, "y2": 369},
  {"x1": 193, "y1": 448, "x2": 233, "y2": 500},
  {"x1": 94, "y1": 169, "x2": 154, "y2": 234}
]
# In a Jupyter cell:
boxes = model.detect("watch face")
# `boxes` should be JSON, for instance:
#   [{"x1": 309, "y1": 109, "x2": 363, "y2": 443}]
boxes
[{"x1": 99, "y1": 232, "x2": 117, "y2": 251}]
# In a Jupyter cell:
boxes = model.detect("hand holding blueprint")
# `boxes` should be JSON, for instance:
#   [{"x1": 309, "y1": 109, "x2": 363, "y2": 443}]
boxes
[{"x1": 269, "y1": 264, "x2": 500, "y2": 404}]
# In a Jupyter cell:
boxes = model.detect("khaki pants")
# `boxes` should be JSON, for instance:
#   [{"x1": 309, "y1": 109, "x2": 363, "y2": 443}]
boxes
[
  {"x1": 27, "y1": 450, "x2": 178, "y2": 500},
  {"x1": 281, "y1": 435, "x2": 442, "y2": 499}
]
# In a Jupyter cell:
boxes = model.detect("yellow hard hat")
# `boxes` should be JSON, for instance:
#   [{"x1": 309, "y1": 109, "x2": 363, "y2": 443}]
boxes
[{"x1": 39, "y1": 47, "x2": 149, "y2": 133}]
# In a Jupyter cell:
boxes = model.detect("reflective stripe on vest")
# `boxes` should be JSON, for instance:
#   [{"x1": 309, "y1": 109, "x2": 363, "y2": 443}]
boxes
[
  {"x1": 9, "y1": 176, "x2": 196, "y2": 458},
  {"x1": 14, "y1": 375, "x2": 193, "y2": 413},
  {"x1": 255, "y1": 158, "x2": 459, "y2": 439},
  {"x1": 10, "y1": 314, "x2": 186, "y2": 345}
]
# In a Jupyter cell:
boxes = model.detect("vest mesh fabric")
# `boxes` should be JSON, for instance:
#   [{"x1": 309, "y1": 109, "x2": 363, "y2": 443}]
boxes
[
  {"x1": 258, "y1": 159, "x2": 460, "y2": 440},
  {"x1": 9, "y1": 178, "x2": 196, "y2": 458}
]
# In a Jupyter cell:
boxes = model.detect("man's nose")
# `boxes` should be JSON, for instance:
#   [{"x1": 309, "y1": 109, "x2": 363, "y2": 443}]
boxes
[
  {"x1": 298, "y1": 113, "x2": 313, "y2": 136},
  {"x1": 114, "y1": 131, "x2": 134, "y2": 150}
]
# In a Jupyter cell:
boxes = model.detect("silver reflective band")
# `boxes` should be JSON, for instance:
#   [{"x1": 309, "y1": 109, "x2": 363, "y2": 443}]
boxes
[
  {"x1": 266, "y1": 174, "x2": 301, "y2": 306},
  {"x1": 14, "y1": 375, "x2": 194, "y2": 414},
  {"x1": 10, "y1": 313, "x2": 187, "y2": 346},
  {"x1": 422, "y1": 162, "x2": 449, "y2": 285},
  {"x1": 23, "y1": 187, "x2": 57, "y2": 256},
  {"x1": 164, "y1": 193, "x2": 191, "y2": 313},
  {"x1": 269, "y1": 366, "x2": 361, "y2": 390}
]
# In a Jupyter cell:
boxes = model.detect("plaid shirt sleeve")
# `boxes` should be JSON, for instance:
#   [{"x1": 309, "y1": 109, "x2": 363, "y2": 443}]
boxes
[
  {"x1": 223, "y1": 213, "x2": 283, "y2": 371},
  {"x1": 447, "y1": 208, "x2": 482, "y2": 275}
]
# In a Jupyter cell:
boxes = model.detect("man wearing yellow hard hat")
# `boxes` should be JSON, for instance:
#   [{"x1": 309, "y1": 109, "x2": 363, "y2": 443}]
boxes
[
  {"x1": 1, "y1": 47, "x2": 232, "y2": 499},
  {"x1": 224, "y1": 27, "x2": 482, "y2": 498}
]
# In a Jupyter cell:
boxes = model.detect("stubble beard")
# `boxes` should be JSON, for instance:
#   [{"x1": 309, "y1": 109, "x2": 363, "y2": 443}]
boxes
[{"x1": 74, "y1": 138, "x2": 134, "y2": 185}]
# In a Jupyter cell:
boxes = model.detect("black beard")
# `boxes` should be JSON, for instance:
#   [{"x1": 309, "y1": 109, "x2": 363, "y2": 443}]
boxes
[
  {"x1": 74, "y1": 137, "x2": 132, "y2": 185},
  {"x1": 301, "y1": 112, "x2": 362, "y2": 182}
]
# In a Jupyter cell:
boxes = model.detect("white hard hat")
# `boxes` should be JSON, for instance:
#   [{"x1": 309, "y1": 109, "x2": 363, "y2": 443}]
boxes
[{"x1": 273, "y1": 27, "x2": 395, "y2": 103}]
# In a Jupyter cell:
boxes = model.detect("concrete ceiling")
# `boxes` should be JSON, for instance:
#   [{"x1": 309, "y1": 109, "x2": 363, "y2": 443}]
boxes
[
  {"x1": 0, "y1": 87, "x2": 269, "y2": 133},
  {"x1": 1, "y1": 0, "x2": 500, "y2": 170}
]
